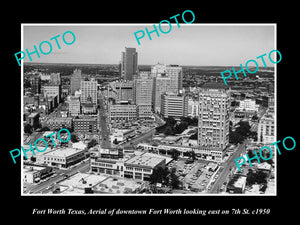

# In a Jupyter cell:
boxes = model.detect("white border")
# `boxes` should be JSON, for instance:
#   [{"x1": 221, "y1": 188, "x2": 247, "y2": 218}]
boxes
[{"x1": 21, "y1": 23, "x2": 277, "y2": 197}]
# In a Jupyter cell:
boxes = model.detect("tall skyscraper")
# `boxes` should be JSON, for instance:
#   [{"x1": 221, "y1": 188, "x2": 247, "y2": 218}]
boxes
[
  {"x1": 151, "y1": 63, "x2": 183, "y2": 93},
  {"x1": 198, "y1": 82, "x2": 230, "y2": 161},
  {"x1": 134, "y1": 75, "x2": 153, "y2": 106},
  {"x1": 134, "y1": 73, "x2": 153, "y2": 118},
  {"x1": 30, "y1": 76, "x2": 41, "y2": 94},
  {"x1": 80, "y1": 78, "x2": 98, "y2": 104},
  {"x1": 165, "y1": 65, "x2": 183, "y2": 92},
  {"x1": 70, "y1": 69, "x2": 82, "y2": 95},
  {"x1": 153, "y1": 75, "x2": 172, "y2": 113},
  {"x1": 121, "y1": 47, "x2": 138, "y2": 81}
]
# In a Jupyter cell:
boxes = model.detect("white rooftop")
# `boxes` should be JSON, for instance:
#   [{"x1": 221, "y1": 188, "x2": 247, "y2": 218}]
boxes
[{"x1": 43, "y1": 148, "x2": 85, "y2": 157}]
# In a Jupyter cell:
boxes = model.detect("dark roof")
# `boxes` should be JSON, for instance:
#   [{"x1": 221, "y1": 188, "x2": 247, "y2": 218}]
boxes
[{"x1": 201, "y1": 82, "x2": 228, "y2": 90}]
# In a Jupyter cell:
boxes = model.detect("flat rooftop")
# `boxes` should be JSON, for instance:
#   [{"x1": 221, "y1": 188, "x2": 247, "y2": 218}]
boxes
[
  {"x1": 125, "y1": 153, "x2": 165, "y2": 168},
  {"x1": 93, "y1": 177, "x2": 144, "y2": 194},
  {"x1": 43, "y1": 148, "x2": 85, "y2": 158},
  {"x1": 59, "y1": 173, "x2": 108, "y2": 190},
  {"x1": 234, "y1": 176, "x2": 247, "y2": 188},
  {"x1": 23, "y1": 165, "x2": 46, "y2": 173}
]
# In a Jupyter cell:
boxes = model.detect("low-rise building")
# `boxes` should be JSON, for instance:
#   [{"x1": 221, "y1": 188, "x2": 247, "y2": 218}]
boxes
[
  {"x1": 108, "y1": 104, "x2": 137, "y2": 122},
  {"x1": 27, "y1": 112, "x2": 40, "y2": 129},
  {"x1": 124, "y1": 153, "x2": 166, "y2": 181},
  {"x1": 226, "y1": 175, "x2": 247, "y2": 193},
  {"x1": 73, "y1": 117, "x2": 97, "y2": 134},
  {"x1": 36, "y1": 148, "x2": 87, "y2": 169},
  {"x1": 90, "y1": 149, "x2": 168, "y2": 181},
  {"x1": 46, "y1": 117, "x2": 73, "y2": 130},
  {"x1": 23, "y1": 165, "x2": 52, "y2": 184},
  {"x1": 68, "y1": 96, "x2": 81, "y2": 116}
]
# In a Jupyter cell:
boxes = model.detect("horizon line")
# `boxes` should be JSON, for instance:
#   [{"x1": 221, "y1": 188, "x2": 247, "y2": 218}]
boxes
[{"x1": 23, "y1": 62, "x2": 275, "y2": 69}]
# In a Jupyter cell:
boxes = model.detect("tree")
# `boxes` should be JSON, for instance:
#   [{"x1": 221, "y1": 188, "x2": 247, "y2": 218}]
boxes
[
  {"x1": 259, "y1": 183, "x2": 268, "y2": 193},
  {"x1": 252, "y1": 114, "x2": 259, "y2": 121},
  {"x1": 174, "y1": 121, "x2": 188, "y2": 134},
  {"x1": 169, "y1": 149, "x2": 180, "y2": 161},
  {"x1": 235, "y1": 121, "x2": 251, "y2": 137},
  {"x1": 70, "y1": 133, "x2": 79, "y2": 143},
  {"x1": 87, "y1": 139, "x2": 98, "y2": 149},
  {"x1": 246, "y1": 169, "x2": 256, "y2": 186},
  {"x1": 24, "y1": 124, "x2": 33, "y2": 134},
  {"x1": 188, "y1": 151, "x2": 196, "y2": 161},
  {"x1": 229, "y1": 130, "x2": 244, "y2": 144},
  {"x1": 113, "y1": 138, "x2": 119, "y2": 145},
  {"x1": 150, "y1": 166, "x2": 170, "y2": 185},
  {"x1": 189, "y1": 131, "x2": 198, "y2": 140},
  {"x1": 164, "y1": 126, "x2": 174, "y2": 136},
  {"x1": 255, "y1": 170, "x2": 268, "y2": 184},
  {"x1": 169, "y1": 168, "x2": 180, "y2": 189}
]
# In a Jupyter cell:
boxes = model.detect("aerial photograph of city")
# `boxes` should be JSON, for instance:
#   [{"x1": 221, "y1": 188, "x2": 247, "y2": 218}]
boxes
[{"x1": 22, "y1": 24, "x2": 276, "y2": 195}]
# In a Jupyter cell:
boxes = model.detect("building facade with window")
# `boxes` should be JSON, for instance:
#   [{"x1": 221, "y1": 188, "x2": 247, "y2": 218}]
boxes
[{"x1": 198, "y1": 82, "x2": 230, "y2": 162}]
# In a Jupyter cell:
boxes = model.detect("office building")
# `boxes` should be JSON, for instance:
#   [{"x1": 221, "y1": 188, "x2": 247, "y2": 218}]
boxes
[
  {"x1": 124, "y1": 153, "x2": 166, "y2": 181},
  {"x1": 198, "y1": 82, "x2": 230, "y2": 161},
  {"x1": 161, "y1": 93, "x2": 188, "y2": 118},
  {"x1": 108, "y1": 104, "x2": 137, "y2": 122},
  {"x1": 50, "y1": 73, "x2": 61, "y2": 85},
  {"x1": 257, "y1": 109, "x2": 275, "y2": 144},
  {"x1": 46, "y1": 117, "x2": 73, "y2": 130},
  {"x1": 70, "y1": 69, "x2": 82, "y2": 94},
  {"x1": 81, "y1": 79, "x2": 97, "y2": 104},
  {"x1": 27, "y1": 112, "x2": 40, "y2": 129},
  {"x1": 188, "y1": 99, "x2": 199, "y2": 118},
  {"x1": 23, "y1": 165, "x2": 52, "y2": 184},
  {"x1": 151, "y1": 63, "x2": 167, "y2": 77},
  {"x1": 165, "y1": 65, "x2": 183, "y2": 92},
  {"x1": 108, "y1": 80, "x2": 134, "y2": 103},
  {"x1": 30, "y1": 76, "x2": 41, "y2": 94},
  {"x1": 121, "y1": 47, "x2": 138, "y2": 81},
  {"x1": 90, "y1": 150, "x2": 167, "y2": 181},
  {"x1": 73, "y1": 117, "x2": 98, "y2": 134},
  {"x1": 151, "y1": 63, "x2": 183, "y2": 93},
  {"x1": 153, "y1": 75, "x2": 172, "y2": 113},
  {"x1": 68, "y1": 96, "x2": 81, "y2": 116},
  {"x1": 36, "y1": 148, "x2": 87, "y2": 169},
  {"x1": 238, "y1": 99, "x2": 258, "y2": 112},
  {"x1": 134, "y1": 75, "x2": 153, "y2": 118},
  {"x1": 137, "y1": 105, "x2": 152, "y2": 119},
  {"x1": 133, "y1": 76, "x2": 153, "y2": 106},
  {"x1": 90, "y1": 148, "x2": 125, "y2": 177},
  {"x1": 42, "y1": 84, "x2": 61, "y2": 105}
]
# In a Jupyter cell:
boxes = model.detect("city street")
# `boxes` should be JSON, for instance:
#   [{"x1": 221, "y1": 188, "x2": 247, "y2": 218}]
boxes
[
  {"x1": 98, "y1": 92, "x2": 111, "y2": 149},
  {"x1": 24, "y1": 160, "x2": 90, "y2": 194},
  {"x1": 121, "y1": 127, "x2": 156, "y2": 147},
  {"x1": 208, "y1": 140, "x2": 248, "y2": 193}
]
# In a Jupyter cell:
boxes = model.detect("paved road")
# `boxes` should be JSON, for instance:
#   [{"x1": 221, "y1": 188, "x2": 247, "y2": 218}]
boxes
[
  {"x1": 209, "y1": 140, "x2": 248, "y2": 193},
  {"x1": 121, "y1": 127, "x2": 156, "y2": 148},
  {"x1": 98, "y1": 92, "x2": 111, "y2": 149},
  {"x1": 25, "y1": 160, "x2": 90, "y2": 194}
]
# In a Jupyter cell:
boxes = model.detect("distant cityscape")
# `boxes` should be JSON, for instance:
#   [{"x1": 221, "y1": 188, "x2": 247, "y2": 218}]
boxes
[{"x1": 23, "y1": 46, "x2": 275, "y2": 195}]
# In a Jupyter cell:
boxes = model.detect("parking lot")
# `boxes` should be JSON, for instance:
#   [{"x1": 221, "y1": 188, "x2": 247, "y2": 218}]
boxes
[{"x1": 167, "y1": 159, "x2": 223, "y2": 193}]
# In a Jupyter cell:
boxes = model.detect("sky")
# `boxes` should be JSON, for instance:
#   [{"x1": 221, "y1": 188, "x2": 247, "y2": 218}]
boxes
[{"x1": 23, "y1": 24, "x2": 275, "y2": 66}]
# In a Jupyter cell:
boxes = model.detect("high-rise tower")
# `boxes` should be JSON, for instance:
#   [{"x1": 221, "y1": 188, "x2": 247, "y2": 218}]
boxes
[
  {"x1": 121, "y1": 47, "x2": 138, "y2": 81},
  {"x1": 198, "y1": 82, "x2": 230, "y2": 161}
]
